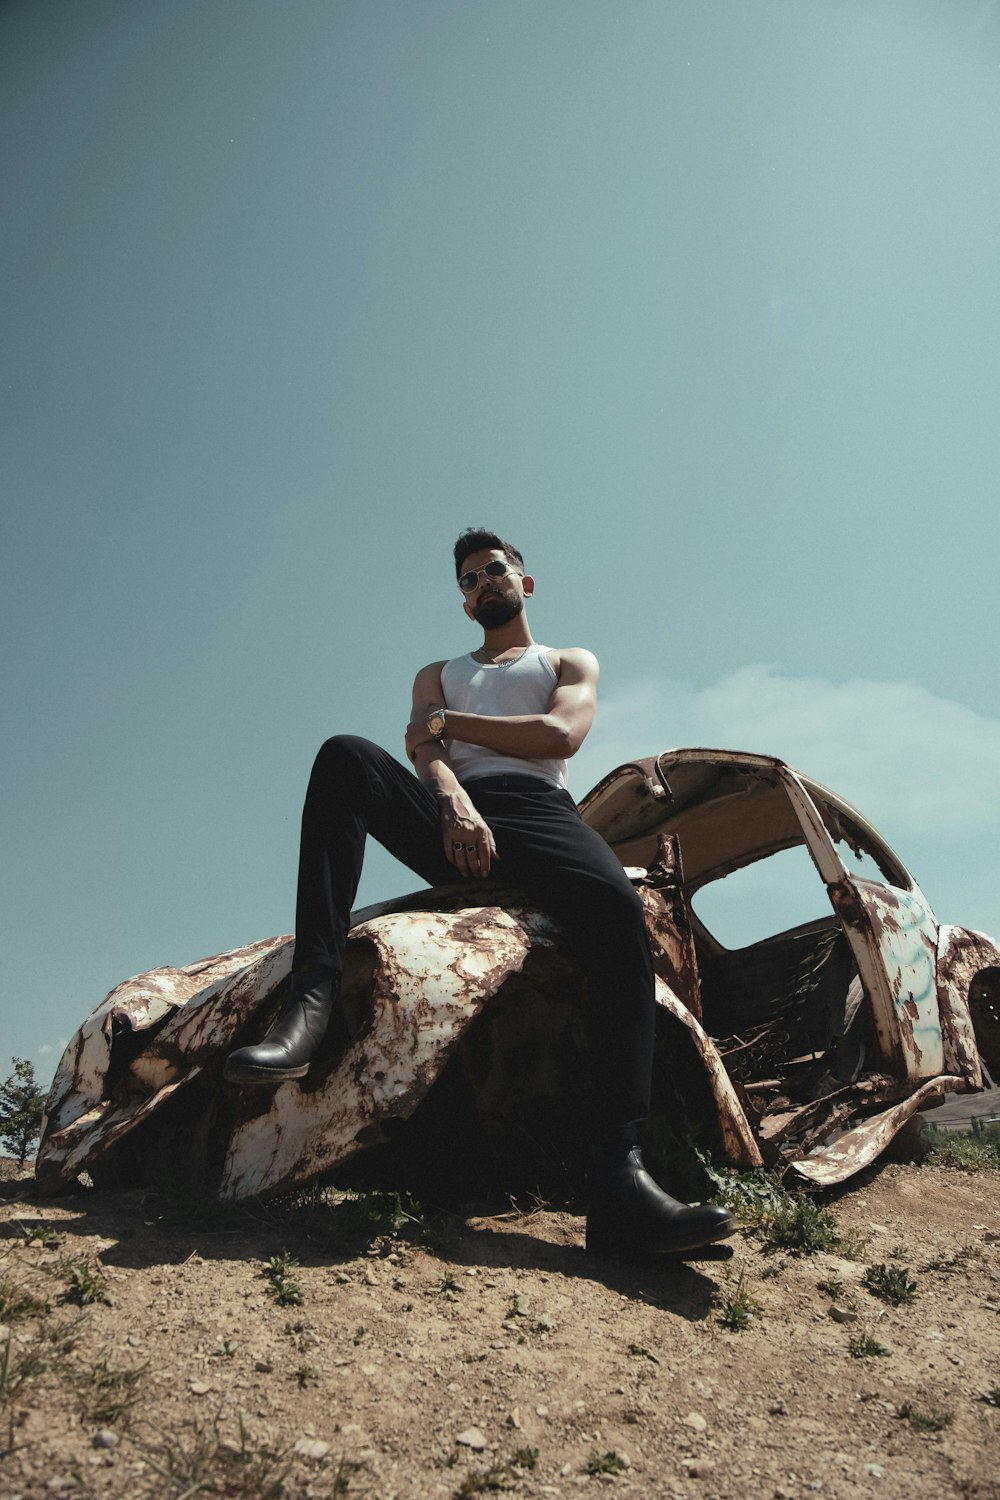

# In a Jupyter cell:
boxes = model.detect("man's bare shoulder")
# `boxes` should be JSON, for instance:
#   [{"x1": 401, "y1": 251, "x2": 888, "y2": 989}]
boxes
[
  {"x1": 547, "y1": 646, "x2": 599, "y2": 681},
  {"x1": 411, "y1": 660, "x2": 449, "y2": 708},
  {"x1": 412, "y1": 660, "x2": 449, "y2": 688}
]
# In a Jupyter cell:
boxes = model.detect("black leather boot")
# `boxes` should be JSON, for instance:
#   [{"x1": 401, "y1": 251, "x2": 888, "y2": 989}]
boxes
[
  {"x1": 586, "y1": 1144, "x2": 736, "y2": 1257},
  {"x1": 223, "y1": 969, "x2": 344, "y2": 1084}
]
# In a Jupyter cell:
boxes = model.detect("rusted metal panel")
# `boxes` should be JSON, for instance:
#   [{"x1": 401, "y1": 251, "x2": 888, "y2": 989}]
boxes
[
  {"x1": 779, "y1": 769, "x2": 850, "y2": 886},
  {"x1": 790, "y1": 1075, "x2": 967, "y2": 1186},
  {"x1": 651, "y1": 981, "x2": 762, "y2": 1169},
  {"x1": 635, "y1": 834, "x2": 703, "y2": 1022},
  {"x1": 935, "y1": 925, "x2": 1000, "y2": 1085},
  {"x1": 219, "y1": 907, "x2": 539, "y2": 1200},
  {"x1": 845, "y1": 881, "x2": 942, "y2": 1080},
  {"x1": 37, "y1": 936, "x2": 292, "y2": 1192}
]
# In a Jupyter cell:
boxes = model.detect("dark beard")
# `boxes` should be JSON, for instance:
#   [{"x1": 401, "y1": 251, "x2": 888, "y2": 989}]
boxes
[{"x1": 473, "y1": 592, "x2": 524, "y2": 628}]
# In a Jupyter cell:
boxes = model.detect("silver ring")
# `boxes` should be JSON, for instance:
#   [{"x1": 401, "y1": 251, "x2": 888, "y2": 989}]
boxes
[
  {"x1": 452, "y1": 841, "x2": 463, "y2": 850},
  {"x1": 465, "y1": 844, "x2": 476, "y2": 851}
]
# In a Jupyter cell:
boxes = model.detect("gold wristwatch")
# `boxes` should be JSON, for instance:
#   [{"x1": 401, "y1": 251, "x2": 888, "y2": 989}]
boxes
[{"x1": 426, "y1": 708, "x2": 447, "y2": 740}]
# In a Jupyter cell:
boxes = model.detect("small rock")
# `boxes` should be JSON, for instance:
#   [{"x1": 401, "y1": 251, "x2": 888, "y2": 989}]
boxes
[
  {"x1": 126, "y1": 1335, "x2": 140, "y2": 1347},
  {"x1": 455, "y1": 1427, "x2": 487, "y2": 1451},
  {"x1": 983, "y1": 1230, "x2": 999, "y2": 1243},
  {"x1": 254, "y1": 1361, "x2": 273, "y2": 1374},
  {"x1": 335, "y1": 1272, "x2": 352, "y2": 1284},
  {"x1": 535, "y1": 1406, "x2": 549, "y2": 1417},
  {"x1": 829, "y1": 1305, "x2": 858, "y2": 1323},
  {"x1": 864, "y1": 1463, "x2": 884, "y2": 1479},
  {"x1": 685, "y1": 1458, "x2": 715, "y2": 1478},
  {"x1": 92, "y1": 1431, "x2": 118, "y2": 1450},
  {"x1": 363, "y1": 1265, "x2": 378, "y2": 1286},
  {"x1": 682, "y1": 1411, "x2": 708, "y2": 1433},
  {"x1": 507, "y1": 1408, "x2": 521, "y2": 1429},
  {"x1": 189, "y1": 1381, "x2": 211, "y2": 1395},
  {"x1": 768, "y1": 1399, "x2": 787, "y2": 1415},
  {"x1": 294, "y1": 1438, "x2": 331, "y2": 1461}
]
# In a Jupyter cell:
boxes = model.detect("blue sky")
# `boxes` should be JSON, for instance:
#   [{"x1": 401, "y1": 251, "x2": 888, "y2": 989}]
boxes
[{"x1": 2, "y1": 0, "x2": 998, "y2": 1079}]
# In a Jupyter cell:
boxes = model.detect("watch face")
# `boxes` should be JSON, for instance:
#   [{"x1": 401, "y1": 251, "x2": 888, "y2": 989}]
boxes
[{"x1": 428, "y1": 710, "x2": 446, "y2": 736}]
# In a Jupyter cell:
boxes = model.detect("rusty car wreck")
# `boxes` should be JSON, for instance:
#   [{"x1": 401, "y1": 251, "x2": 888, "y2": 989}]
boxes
[{"x1": 37, "y1": 749, "x2": 1000, "y2": 1201}]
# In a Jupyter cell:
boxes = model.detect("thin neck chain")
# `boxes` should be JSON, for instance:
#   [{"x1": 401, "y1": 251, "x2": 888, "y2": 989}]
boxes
[{"x1": 474, "y1": 643, "x2": 531, "y2": 668}]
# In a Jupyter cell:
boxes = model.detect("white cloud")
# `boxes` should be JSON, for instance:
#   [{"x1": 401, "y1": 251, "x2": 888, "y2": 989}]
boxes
[{"x1": 573, "y1": 664, "x2": 1000, "y2": 842}]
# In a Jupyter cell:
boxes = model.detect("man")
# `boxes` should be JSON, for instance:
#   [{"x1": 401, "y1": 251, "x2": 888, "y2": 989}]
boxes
[{"x1": 225, "y1": 529, "x2": 734, "y2": 1257}]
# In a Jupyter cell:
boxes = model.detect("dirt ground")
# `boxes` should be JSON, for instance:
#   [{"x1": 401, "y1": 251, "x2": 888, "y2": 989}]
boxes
[{"x1": 1, "y1": 1156, "x2": 999, "y2": 1500}]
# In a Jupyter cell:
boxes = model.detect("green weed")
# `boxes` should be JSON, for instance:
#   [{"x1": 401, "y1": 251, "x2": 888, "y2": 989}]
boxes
[
  {"x1": 717, "y1": 1270, "x2": 762, "y2": 1332},
  {"x1": 0, "y1": 1277, "x2": 48, "y2": 1322},
  {"x1": 702, "y1": 1163, "x2": 792, "y2": 1226},
  {"x1": 836, "y1": 1227, "x2": 870, "y2": 1262},
  {"x1": 921, "y1": 1244, "x2": 980, "y2": 1273},
  {"x1": 925, "y1": 1134, "x2": 1000, "y2": 1173},
  {"x1": 16, "y1": 1221, "x2": 64, "y2": 1249},
  {"x1": 126, "y1": 1413, "x2": 292, "y2": 1499},
  {"x1": 847, "y1": 1328, "x2": 891, "y2": 1359},
  {"x1": 456, "y1": 1447, "x2": 538, "y2": 1494},
  {"x1": 263, "y1": 1252, "x2": 304, "y2": 1308},
  {"x1": 703, "y1": 1162, "x2": 842, "y2": 1254},
  {"x1": 864, "y1": 1263, "x2": 917, "y2": 1305},
  {"x1": 57, "y1": 1257, "x2": 112, "y2": 1307},
  {"x1": 896, "y1": 1401, "x2": 953, "y2": 1432},
  {"x1": 0, "y1": 1330, "x2": 47, "y2": 1406},
  {"x1": 324, "y1": 1190, "x2": 423, "y2": 1250},
  {"x1": 437, "y1": 1271, "x2": 462, "y2": 1298},
  {"x1": 585, "y1": 1450, "x2": 628, "y2": 1476},
  {"x1": 817, "y1": 1274, "x2": 845, "y2": 1299},
  {"x1": 73, "y1": 1348, "x2": 146, "y2": 1427},
  {"x1": 760, "y1": 1197, "x2": 841, "y2": 1256},
  {"x1": 0, "y1": 1315, "x2": 83, "y2": 1408}
]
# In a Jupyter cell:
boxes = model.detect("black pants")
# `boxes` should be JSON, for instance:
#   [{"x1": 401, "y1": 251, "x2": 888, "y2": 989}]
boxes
[{"x1": 293, "y1": 735, "x2": 656, "y2": 1138}]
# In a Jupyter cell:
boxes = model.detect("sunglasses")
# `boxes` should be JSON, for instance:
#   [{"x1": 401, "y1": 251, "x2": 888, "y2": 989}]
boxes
[{"x1": 458, "y1": 559, "x2": 521, "y2": 593}]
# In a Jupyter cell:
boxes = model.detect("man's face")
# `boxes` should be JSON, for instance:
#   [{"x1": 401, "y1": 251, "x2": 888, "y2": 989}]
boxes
[{"x1": 459, "y1": 548, "x2": 531, "y2": 628}]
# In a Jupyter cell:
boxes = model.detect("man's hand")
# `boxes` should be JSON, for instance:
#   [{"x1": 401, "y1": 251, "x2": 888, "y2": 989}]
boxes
[{"x1": 436, "y1": 786, "x2": 498, "y2": 879}]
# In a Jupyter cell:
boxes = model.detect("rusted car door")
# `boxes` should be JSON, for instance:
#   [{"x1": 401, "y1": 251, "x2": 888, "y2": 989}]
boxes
[{"x1": 780, "y1": 770, "x2": 944, "y2": 1081}]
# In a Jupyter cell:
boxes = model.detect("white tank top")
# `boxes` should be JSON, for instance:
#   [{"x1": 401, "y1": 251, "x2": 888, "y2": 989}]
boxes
[{"x1": 440, "y1": 643, "x2": 568, "y2": 789}]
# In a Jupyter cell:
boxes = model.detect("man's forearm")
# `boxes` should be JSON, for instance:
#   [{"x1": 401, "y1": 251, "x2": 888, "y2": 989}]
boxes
[
  {"x1": 412, "y1": 741, "x2": 463, "y2": 798},
  {"x1": 442, "y1": 710, "x2": 574, "y2": 760}
]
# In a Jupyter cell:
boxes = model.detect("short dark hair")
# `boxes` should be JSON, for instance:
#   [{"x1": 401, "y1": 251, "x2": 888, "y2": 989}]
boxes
[{"x1": 453, "y1": 528, "x2": 525, "y2": 580}]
